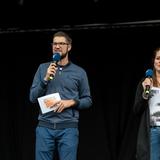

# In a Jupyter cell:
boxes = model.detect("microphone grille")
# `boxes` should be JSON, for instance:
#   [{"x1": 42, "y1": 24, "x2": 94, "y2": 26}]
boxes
[
  {"x1": 145, "y1": 69, "x2": 153, "y2": 77},
  {"x1": 52, "y1": 53, "x2": 61, "y2": 61}
]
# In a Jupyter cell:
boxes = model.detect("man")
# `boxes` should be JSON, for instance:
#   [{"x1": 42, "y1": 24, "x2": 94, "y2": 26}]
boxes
[{"x1": 29, "y1": 31, "x2": 92, "y2": 160}]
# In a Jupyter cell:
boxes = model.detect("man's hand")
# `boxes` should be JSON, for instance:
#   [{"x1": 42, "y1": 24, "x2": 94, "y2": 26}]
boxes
[{"x1": 54, "y1": 100, "x2": 76, "y2": 113}]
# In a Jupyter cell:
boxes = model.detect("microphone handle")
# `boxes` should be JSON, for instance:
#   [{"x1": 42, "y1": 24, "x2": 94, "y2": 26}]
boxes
[
  {"x1": 49, "y1": 75, "x2": 54, "y2": 80},
  {"x1": 49, "y1": 61, "x2": 57, "y2": 80},
  {"x1": 145, "y1": 85, "x2": 150, "y2": 94}
]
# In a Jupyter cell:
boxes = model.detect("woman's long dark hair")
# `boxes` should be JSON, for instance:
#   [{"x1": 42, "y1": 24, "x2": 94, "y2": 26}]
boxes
[{"x1": 152, "y1": 47, "x2": 160, "y2": 87}]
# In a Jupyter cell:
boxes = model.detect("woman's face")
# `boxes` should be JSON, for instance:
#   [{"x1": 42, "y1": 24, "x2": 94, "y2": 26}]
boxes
[{"x1": 154, "y1": 50, "x2": 160, "y2": 72}]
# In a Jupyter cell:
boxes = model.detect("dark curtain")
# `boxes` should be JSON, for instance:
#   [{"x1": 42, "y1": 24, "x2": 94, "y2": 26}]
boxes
[{"x1": 0, "y1": 26, "x2": 159, "y2": 160}]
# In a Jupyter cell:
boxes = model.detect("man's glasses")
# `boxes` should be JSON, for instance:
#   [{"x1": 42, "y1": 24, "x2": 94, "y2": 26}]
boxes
[{"x1": 51, "y1": 42, "x2": 69, "y2": 47}]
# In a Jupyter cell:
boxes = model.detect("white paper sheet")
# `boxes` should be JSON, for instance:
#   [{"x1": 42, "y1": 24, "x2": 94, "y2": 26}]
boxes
[{"x1": 37, "y1": 92, "x2": 61, "y2": 114}]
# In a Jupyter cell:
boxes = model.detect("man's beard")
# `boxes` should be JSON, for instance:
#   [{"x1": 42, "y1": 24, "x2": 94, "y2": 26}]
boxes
[{"x1": 60, "y1": 52, "x2": 68, "y2": 60}]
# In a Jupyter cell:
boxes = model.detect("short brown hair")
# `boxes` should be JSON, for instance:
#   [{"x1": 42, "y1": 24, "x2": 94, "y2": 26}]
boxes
[{"x1": 53, "y1": 31, "x2": 72, "y2": 44}]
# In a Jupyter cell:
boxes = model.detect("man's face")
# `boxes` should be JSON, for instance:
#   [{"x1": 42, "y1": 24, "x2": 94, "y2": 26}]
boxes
[{"x1": 52, "y1": 36, "x2": 71, "y2": 59}]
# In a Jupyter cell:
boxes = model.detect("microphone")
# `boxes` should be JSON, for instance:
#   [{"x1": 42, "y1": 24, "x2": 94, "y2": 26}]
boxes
[
  {"x1": 49, "y1": 52, "x2": 61, "y2": 80},
  {"x1": 144, "y1": 69, "x2": 153, "y2": 95}
]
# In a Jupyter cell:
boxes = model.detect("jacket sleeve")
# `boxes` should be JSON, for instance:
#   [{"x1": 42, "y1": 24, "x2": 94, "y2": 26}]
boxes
[
  {"x1": 133, "y1": 79, "x2": 149, "y2": 116},
  {"x1": 29, "y1": 64, "x2": 48, "y2": 103},
  {"x1": 75, "y1": 71, "x2": 92, "y2": 110}
]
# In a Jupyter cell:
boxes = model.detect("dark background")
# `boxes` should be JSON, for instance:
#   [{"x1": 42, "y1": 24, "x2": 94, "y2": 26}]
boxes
[{"x1": 1, "y1": 0, "x2": 160, "y2": 160}]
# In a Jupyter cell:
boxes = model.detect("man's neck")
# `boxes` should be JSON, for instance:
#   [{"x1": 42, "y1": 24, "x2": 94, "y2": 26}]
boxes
[{"x1": 58, "y1": 58, "x2": 69, "y2": 66}]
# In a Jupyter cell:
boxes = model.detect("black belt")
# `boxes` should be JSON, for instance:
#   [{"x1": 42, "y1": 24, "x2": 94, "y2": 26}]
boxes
[{"x1": 38, "y1": 121, "x2": 78, "y2": 130}]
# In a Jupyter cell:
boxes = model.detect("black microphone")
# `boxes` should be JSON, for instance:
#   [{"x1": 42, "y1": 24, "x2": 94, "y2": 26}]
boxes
[
  {"x1": 144, "y1": 69, "x2": 153, "y2": 95},
  {"x1": 49, "y1": 53, "x2": 61, "y2": 80}
]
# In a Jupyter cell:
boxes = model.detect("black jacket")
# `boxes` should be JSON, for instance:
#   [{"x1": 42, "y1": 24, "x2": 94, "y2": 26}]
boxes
[{"x1": 133, "y1": 79, "x2": 150, "y2": 160}]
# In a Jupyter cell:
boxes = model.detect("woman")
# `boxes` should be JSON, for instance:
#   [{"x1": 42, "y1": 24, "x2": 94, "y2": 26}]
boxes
[{"x1": 133, "y1": 47, "x2": 160, "y2": 160}]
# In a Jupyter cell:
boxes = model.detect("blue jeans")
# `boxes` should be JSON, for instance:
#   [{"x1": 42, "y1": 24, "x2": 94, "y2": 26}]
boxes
[
  {"x1": 150, "y1": 127, "x2": 160, "y2": 160},
  {"x1": 35, "y1": 126, "x2": 79, "y2": 160}
]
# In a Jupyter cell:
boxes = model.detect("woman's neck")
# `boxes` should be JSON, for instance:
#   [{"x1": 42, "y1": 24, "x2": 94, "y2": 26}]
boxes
[{"x1": 156, "y1": 71, "x2": 160, "y2": 87}]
